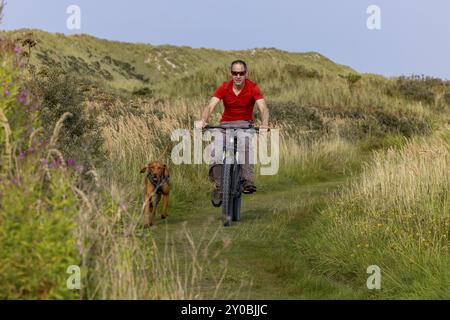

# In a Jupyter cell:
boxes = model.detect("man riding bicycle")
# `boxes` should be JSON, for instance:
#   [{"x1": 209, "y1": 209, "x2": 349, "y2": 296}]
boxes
[{"x1": 196, "y1": 60, "x2": 269, "y2": 206}]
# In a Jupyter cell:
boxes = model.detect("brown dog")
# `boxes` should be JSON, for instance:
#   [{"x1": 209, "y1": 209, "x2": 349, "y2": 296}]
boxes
[{"x1": 140, "y1": 160, "x2": 170, "y2": 228}]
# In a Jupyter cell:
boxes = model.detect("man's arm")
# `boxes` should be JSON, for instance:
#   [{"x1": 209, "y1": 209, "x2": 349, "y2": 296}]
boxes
[
  {"x1": 198, "y1": 97, "x2": 220, "y2": 127},
  {"x1": 255, "y1": 99, "x2": 269, "y2": 129}
]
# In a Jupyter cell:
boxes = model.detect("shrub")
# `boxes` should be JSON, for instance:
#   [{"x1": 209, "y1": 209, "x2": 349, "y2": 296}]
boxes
[
  {"x1": 392, "y1": 75, "x2": 449, "y2": 105},
  {"x1": 282, "y1": 64, "x2": 322, "y2": 80},
  {"x1": 0, "y1": 166, "x2": 80, "y2": 299},
  {"x1": 132, "y1": 86, "x2": 153, "y2": 97},
  {"x1": 373, "y1": 109, "x2": 431, "y2": 137},
  {"x1": 0, "y1": 42, "x2": 80, "y2": 299},
  {"x1": 28, "y1": 67, "x2": 105, "y2": 168},
  {"x1": 339, "y1": 73, "x2": 362, "y2": 92},
  {"x1": 1, "y1": 37, "x2": 40, "y2": 173},
  {"x1": 332, "y1": 107, "x2": 432, "y2": 142},
  {"x1": 269, "y1": 102, "x2": 324, "y2": 131}
]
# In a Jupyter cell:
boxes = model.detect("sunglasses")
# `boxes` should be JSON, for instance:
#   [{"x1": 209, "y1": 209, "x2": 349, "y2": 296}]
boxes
[{"x1": 231, "y1": 71, "x2": 246, "y2": 76}]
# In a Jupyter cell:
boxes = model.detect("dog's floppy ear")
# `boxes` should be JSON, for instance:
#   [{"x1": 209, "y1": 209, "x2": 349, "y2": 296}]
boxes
[
  {"x1": 140, "y1": 166, "x2": 147, "y2": 173},
  {"x1": 163, "y1": 164, "x2": 170, "y2": 178}
]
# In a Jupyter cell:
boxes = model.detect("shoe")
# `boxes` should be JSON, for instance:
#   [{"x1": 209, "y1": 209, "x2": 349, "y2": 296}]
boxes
[
  {"x1": 211, "y1": 186, "x2": 222, "y2": 207},
  {"x1": 242, "y1": 180, "x2": 257, "y2": 194}
]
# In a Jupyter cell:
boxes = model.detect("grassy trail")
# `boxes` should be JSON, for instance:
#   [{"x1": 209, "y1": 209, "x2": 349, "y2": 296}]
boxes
[{"x1": 149, "y1": 176, "x2": 370, "y2": 299}]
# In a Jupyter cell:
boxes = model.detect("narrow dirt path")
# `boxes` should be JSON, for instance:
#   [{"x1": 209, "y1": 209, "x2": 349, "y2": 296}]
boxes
[{"x1": 149, "y1": 177, "x2": 367, "y2": 299}]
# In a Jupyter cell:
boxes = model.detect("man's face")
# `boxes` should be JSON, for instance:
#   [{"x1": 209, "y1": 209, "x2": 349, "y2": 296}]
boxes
[{"x1": 231, "y1": 63, "x2": 246, "y2": 87}]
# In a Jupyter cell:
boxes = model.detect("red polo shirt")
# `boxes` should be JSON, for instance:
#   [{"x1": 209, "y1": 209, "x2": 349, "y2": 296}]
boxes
[{"x1": 213, "y1": 79, "x2": 264, "y2": 122}]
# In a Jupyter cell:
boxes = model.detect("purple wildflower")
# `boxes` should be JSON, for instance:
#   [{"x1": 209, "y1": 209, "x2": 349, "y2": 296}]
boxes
[
  {"x1": 76, "y1": 165, "x2": 84, "y2": 173},
  {"x1": 41, "y1": 159, "x2": 49, "y2": 166},
  {"x1": 50, "y1": 159, "x2": 60, "y2": 169},
  {"x1": 18, "y1": 95, "x2": 26, "y2": 104},
  {"x1": 14, "y1": 46, "x2": 22, "y2": 55},
  {"x1": 19, "y1": 89, "x2": 28, "y2": 97},
  {"x1": 18, "y1": 152, "x2": 26, "y2": 160},
  {"x1": 3, "y1": 88, "x2": 10, "y2": 97},
  {"x1": 40, "y1": 140, "x2": 49, "y2": 147},
  {"x1": 18, "y1": 89, "x2": 28, "y2": 104},
  {"x1": 66, "y1": 158, "x2": 75, "y2": 167}
]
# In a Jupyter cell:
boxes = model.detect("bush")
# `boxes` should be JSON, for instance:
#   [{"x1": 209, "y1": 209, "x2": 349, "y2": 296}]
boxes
[
  {"x1": 269, "y1": 102, "x2": 324, "y2": 131},
  {"x1": 28, "y1": 67, "x2": 105, "y2": 168},
  {"x1": 0, "y1": 168, "x2": 80, "y2": 299},
  {"x1": 1, "y1": 42, "x2": 80, "y2": 299},
  {"x1": 373, "y1": 109, "x2": 431, "y2": 137},
  {"x1": 392, "y1": 75, "x2": 449, "y2": 105},
  {"x1": 132, "y1": 86, "x2": 153, "y2": 97},
  {"x1": 339, "y1": 73, "x2": 362, "y2": 92},
  {"x1": 1, "y1": 37, "x2": 40, "y2": 173},
  {"x1": 333, "y1": 107, "x2": 432, "y2": 142},
  {"x1": 282, "y1": 64, "x2": 322, "y2": 80}
]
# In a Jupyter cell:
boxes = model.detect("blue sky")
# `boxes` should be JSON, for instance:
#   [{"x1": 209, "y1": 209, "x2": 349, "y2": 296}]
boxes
[{"x1": 1, "y1": 0, "x2": 449, "y2": 79}]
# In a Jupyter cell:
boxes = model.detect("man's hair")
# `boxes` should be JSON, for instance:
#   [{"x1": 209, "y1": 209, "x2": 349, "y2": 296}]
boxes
[{"x1": 230, "y1": 60, "x2": 247, "y2": 72}]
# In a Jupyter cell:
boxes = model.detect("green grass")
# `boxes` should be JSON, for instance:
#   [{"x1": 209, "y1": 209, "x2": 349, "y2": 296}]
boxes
[
  {"x1": 2, "y1": 28, "x2": 449, "y2": 299},
  {"x1": 1, "y1": 29, "x2": 354, "y2": 94},
  {"x1": 149, "y1": 175, "x2": 372, "y2": 299},
  {"x1": 147, "y1": 134, "x2": 448, "y2": 299},
  {"x1": 298, "y1": 137, "x2": 449, "y2": 299}
]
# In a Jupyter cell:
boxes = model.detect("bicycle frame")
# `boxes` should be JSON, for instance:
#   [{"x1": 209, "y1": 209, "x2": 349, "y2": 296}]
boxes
[{"x1": 204, "y1": 125, "x2": 261, "y2": 226}]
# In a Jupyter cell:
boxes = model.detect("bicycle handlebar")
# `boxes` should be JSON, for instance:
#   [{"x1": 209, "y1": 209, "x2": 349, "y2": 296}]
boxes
[{"x1": 202, "y1": 125, "x2": 270, "y2": 132}]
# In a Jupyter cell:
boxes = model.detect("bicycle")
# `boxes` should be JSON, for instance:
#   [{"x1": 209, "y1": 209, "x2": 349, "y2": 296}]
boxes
[{"x1": 203, "y1": 124, "x2": 265, "y2": 227}]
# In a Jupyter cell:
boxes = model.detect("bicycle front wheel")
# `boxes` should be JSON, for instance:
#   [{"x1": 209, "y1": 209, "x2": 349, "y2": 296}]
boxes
[
  {"x1": 221, "y1": 162, "x2": 233, "y2": 226},
  {"x1": 231, "y1": 164, "x2": 242, "y2": 222}
]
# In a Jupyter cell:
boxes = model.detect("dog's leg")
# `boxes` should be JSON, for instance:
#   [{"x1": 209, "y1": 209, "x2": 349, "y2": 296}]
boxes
[
  {"x1": 161, "y1": 193, "x2": 169, "y2": 219},
  {"x1": 143, "y1": 188, "x2": 155, "y2": 228},
  {"x1": 149, "y1": 195, "x2": 157, "y2": 226},
  {"x1": 155, "y1": 193, "x2": 162, "y2": 220},
  {"x1": 143, "y1": 195, "x2": 152, "y2": 228}
]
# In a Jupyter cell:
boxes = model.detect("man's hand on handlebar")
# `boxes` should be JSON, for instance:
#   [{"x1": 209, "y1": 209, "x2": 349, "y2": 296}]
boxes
[
  {"x1": 258, "y1": 124, "x2": 269, "y2": 135},
  {"x1": 194, "y1": 120, "x2": 207, "y2": 130}
]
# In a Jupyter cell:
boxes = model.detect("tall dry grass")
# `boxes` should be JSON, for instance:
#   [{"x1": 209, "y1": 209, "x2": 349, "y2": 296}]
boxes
[
  {"x1": 84, "y1": 88, "x2": 444, "y2": 299},
  {"x1": 149, "y1": 221, "x2": 231, "y2": 299},
  {"x1": 96, "y1": 98, "x2": 214, "y2": 204},
  {"x1": 82, "y1": 96, "x2": 367, "y2": 299},
  {"x1": 73, "y1": 180, "x2": 152, "y2": 299},
  {"x1": 300, "y1": 135, "x2": 450, "y2": 298}
]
